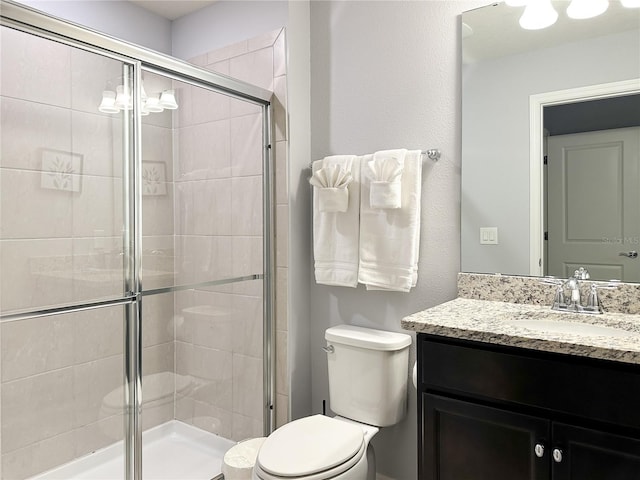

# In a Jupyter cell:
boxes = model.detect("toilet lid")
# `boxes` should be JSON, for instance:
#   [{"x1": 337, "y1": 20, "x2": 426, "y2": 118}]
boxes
[{"x1": 257, "y1": 415, "x2": 364, "y2": 477}]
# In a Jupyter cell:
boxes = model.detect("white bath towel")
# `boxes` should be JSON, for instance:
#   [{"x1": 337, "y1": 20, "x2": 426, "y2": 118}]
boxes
[
  {"x1": 309, "y1": 164, "x2": 353, "y2": 212},
  {"x1": 358, "y1": 149, "x2": 422, "y2": 292},
  {"x1": 312, "y1": 155, "x2": 361, "y2": 287},
  {"x1": 365, "y1": 151, "x2": 405, "y2": 209}
]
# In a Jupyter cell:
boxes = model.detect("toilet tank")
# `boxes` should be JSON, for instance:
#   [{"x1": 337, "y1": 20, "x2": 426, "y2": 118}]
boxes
[{"x1": 325, "y1": 324, "x2": 412, "y2": 427}]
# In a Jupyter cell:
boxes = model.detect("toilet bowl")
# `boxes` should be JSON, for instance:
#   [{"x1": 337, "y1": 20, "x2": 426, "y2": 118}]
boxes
[
  {"x1": 252, "y1": 325, "x2": 411, "y2": 480},
  {"x1": 252, "y1": 415, "x2": 378, "y2": 480}
]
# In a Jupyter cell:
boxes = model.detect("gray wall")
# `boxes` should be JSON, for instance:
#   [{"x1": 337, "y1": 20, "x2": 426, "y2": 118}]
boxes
[
  {"x1": 171, "y1": 1, "x2": 288, "y2": 60},
  {"x1": 461, "y1": 28, "x2": 640, "y2": 276},
  {"x1": 285, "y1": 1, "x2": 313, "y2": 423},
  {"x1": 16, "y1": 0, "x2": 172, "y2": 54},
  {"x1": 308, "y1": 1, "x2": 483, "y2": 477}
]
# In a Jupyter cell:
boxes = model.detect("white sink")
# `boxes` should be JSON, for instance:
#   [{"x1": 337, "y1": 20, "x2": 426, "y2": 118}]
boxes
[{"x1": 505, "y1": 319, "x2": 638, "y2": 339}]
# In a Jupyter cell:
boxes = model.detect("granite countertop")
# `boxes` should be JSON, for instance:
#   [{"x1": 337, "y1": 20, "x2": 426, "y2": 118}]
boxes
[{"x1": 402, "y1": 298, "x2": 640, "y2": 365}]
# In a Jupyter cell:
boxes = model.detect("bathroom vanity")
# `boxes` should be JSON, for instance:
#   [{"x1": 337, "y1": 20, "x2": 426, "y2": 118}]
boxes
[{"x1": 402, "y1": 284, "x2": 640, "y2": 480}]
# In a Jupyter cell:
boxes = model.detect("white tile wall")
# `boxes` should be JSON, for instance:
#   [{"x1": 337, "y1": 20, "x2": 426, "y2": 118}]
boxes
[
  {"x1": 0, "y1": 28, "x2": 71, "y2": 108},
  {"x1": 0, "y1": 98, "x2": 72, "y2": 172}
]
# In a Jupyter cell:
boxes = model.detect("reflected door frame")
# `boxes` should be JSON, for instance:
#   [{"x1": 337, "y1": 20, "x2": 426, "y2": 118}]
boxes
[{"x1": 528, "y1": 78, "x2": 640, "y2": 276}]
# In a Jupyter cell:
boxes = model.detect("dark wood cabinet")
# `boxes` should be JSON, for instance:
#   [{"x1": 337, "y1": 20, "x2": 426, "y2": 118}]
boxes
[
  {"x1": 422, "y1": 394, "x2": 550, "y2": 480},
  {"x1": 417, "y1": 334, "x2": 640, "y2": 480},
  {"x1": 552, "y1": 423, "x2": 640, "y2": 480}
]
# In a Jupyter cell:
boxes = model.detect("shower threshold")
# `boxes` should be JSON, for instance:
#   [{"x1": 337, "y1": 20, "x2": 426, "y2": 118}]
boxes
[{"x1": 30, "y1": 420, "x2": 235, "y2": 480}]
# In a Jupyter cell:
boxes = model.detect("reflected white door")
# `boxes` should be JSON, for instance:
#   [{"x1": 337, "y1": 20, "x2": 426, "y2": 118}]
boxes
[{"x1": 547, "y1": 127, "x2": 640, "y2": 282}]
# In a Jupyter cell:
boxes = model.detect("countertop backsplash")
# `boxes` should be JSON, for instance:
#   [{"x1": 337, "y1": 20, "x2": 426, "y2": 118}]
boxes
[{"x1": 458, "y1": 272, "x2": 640, "y2": 315}]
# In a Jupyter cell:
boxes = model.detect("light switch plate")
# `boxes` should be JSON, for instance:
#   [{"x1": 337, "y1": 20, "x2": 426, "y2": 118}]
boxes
[{"x1": 480, "y1": 227, "x2": 498, "y2": 245}]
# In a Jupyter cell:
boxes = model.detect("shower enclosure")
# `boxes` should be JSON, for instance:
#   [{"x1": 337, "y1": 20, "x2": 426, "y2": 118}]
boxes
[{"x1": 0, "y1": 2, "x2": 275, "y2": 479}]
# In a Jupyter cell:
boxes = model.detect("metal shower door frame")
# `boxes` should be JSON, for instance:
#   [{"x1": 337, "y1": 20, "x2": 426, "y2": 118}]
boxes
[{"x1": 0, "y1": 2, "x2": 276, "y2": 479}]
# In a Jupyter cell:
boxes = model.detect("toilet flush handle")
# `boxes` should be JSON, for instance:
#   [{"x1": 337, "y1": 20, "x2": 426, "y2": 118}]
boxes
[{"x1": 323, "y1": 345, "x2": 335, "y2": 354}]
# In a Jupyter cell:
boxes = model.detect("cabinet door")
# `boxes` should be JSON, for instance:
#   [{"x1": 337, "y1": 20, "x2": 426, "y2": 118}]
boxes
[
  {"x1": 552, "y1": 423, "x2": 640, "y2": 480},
  {"x1": 421, "y1": 394, "x2": 550, "y2": 480}
]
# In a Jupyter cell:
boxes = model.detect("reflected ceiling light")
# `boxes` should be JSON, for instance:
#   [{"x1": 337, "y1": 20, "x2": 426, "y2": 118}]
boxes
[
  {"x1": 519, "y1": 0, "x2": 558, "y2": 29},
  {"x1": 98, "y1": 90, "x2": 119, "y2": 114},
  {"x1": 505, "y1": 0, "x2": 528, "y2": 6},
  {"x1": 566, "y1": 0, "x2": 609, "y2": 19},
  {"x1": 159, "y1": 89, "x2": 178, "y2": 110},
  {"x1": 621, "y1": 0, "x2": 640, "y2": 7}
]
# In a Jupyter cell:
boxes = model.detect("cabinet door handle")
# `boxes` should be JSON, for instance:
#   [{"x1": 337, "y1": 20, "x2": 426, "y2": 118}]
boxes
[
  {"x1": 553, "y1": 448, "x2": 563, "y2": 463},
  {"x1": 534, "y1": 444, "x2": 545, "y2": 458}
]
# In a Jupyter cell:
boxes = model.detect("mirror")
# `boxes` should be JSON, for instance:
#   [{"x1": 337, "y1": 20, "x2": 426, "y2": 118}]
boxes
[{"x1": 461, "y1": 1, "x2": 640, "y2": 282}]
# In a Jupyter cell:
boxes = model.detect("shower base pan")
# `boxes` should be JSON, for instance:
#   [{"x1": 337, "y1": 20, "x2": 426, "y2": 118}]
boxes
[{"x1": 30, "y1": 420, "x2": 235, "y2": 480}]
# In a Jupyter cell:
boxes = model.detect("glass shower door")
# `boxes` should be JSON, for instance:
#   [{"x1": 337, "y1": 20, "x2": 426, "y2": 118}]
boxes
[
  {"x1": 138, "y1": 71, "x2": 267, "y2": 477},
  {"x1": 0, "y1": 7, "x2": 274, "y2": 479},
  {"x1": 0, "y1": 25, "x2": 133, "y2": 479}
]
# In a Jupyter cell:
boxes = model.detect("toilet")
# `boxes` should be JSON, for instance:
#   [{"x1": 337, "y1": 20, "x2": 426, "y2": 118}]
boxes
[{"x1": 253, "y1": 324, "x2": 412, "y2": 480}]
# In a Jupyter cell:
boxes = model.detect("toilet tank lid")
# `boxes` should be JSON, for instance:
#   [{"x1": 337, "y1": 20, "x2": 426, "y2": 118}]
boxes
[{"x1": 325, "y1": 325, "x2": 412, "y2": 351}]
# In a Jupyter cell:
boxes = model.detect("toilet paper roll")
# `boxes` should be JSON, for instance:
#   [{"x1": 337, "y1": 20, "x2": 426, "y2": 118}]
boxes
[
  {"x1": 222, "y1": 437, "x2": 266, "y2": 479},
  {"x1": 412, "y1": 361, "x2": 417, "y2": 389}
]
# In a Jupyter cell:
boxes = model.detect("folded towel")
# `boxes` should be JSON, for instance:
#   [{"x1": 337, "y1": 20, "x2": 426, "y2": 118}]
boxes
[
  {"x1": 358, "y1": 149, "x2": 422, "y2": 292},
  {"x1": 309, "y1": 164, "x2": 353, "y2": 212},
  {"x1": 366, "y1": 151, "x2": 405, "y2": 209},
  {"x1": 312, "y1": 155, "x2": 361, "y2": 287}
]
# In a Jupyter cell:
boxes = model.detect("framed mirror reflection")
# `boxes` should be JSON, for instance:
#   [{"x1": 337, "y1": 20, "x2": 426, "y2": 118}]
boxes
[{"x1": 461, "y1": 0, "x2": 640, "y2": 282}]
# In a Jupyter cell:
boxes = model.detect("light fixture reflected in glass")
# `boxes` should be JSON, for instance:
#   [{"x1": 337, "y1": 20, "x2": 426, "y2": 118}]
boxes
[
  {"x1": 621, "y1": 0, "x2": 640, "y2": 7},
  {"x1": 98, "y1": 81, "x2": 177, "y2": 115},
  {"x1": 98, "y1": 90, "x2": 119, "y2": 114},
  {"x1": 145, "y1": 96, "x2": 164, "y2": 113},
  {"x1": 159, "y1": 89, "x2": 178, "y2": 110},
  {"x1": 114, "y1": 85, "x2": 132, "y2": 110},
  {"x1": 567, "y1": 0, "x2": 609, "y2": 19},
  {"x1": 519, "y1": 0, "x2": 558, "y2": 29}
]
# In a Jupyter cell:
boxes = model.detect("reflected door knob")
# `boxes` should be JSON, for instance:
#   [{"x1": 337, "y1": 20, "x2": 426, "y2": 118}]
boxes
[
  {"x1": 534, "y1": 444, "x2": 545, "y2": 458},
  {"x1": 619, "y1": 251, "x2": 638, "y2": 258},
  {"x1": 553, "y1": 448, "x2": 563, "y2": 463}
]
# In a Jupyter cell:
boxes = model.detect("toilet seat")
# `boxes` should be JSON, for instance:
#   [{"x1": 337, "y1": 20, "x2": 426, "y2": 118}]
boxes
[{"x1": 255, "y1": 415, "x2": 366, "y2": 480}]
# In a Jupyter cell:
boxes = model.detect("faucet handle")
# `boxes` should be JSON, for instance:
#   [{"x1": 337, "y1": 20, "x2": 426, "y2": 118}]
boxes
[
  {"x1": 541, "y1": 277, "x2": 566, "y2": 307},
  {"x1": 586, "y1": 284, "x2": 601, "y2": 310},
  {"x1": 573, "y1": 267, "x2": 590, "y2": 280},
  {"x1": 585, "y1": 281, "x2": 620, "y2": 312}
]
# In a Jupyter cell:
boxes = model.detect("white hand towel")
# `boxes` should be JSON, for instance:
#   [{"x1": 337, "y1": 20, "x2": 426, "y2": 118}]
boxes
[
  {"x1": 358, "y1": 149, "x2": 422, "y2": 292},
  {"x1": 309, "y1": 164, "x2": 353, "y2": 212},
  {"x1": 312, "y1": 155, "x2": 361, "y2": 287},
  {"x1": 366, "y1": 150, "x2": 405, "y2": 209}
]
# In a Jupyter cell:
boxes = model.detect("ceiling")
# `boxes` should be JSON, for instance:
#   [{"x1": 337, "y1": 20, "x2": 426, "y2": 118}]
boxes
[{"x1": 129, "y1": 0, "x2": 218, "y2": 20}]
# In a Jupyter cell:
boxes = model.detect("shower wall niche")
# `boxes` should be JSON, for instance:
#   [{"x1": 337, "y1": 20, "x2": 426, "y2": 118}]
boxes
[{"x1": 0, "y1": 7, "x2": 277, "y2": 479}]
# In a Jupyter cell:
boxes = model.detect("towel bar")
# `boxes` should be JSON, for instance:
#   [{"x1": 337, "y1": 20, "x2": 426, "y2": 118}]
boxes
[{"x1": 308, "y1": 149, "x2": 440, "y2": 169}]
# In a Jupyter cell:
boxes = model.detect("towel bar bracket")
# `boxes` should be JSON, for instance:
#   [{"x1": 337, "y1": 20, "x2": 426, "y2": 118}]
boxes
[{"x1": 423, "y1": 149, "x2": 440, "y2": 162}]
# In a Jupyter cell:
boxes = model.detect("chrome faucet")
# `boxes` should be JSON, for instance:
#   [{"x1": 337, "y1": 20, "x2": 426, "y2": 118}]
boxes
[{"x1": 542, "y1": 267, "x2": 618, "y2": 315}]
